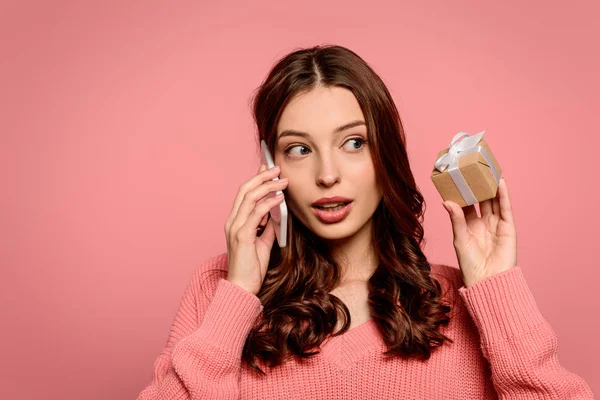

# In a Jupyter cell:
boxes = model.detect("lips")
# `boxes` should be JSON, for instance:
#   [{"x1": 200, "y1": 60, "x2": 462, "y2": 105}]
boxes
[
  {"x1": 312, "y1": 196, "x2": 353, "y2": 207},
  {"x1": 313, "y1": 202, "x2": 351, "y2": 210},
  {"x1": 311, "y1": 201, "x2": 353, "y2": 223}
]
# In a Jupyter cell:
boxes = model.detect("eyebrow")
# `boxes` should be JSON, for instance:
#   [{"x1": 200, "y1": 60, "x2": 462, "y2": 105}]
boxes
[{"x1": 277, "y1": 120, "x2": 366, "y2": 141}]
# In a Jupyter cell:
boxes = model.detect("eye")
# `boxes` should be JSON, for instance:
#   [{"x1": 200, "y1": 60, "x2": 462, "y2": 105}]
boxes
[
  {"x1": 342, "y1": 137, "x2": 367, "y2": 151},
  {"x1": 284, "y1": 137, "x2": 367, "y2": 157},
  {"x1": 285, "y1": 144, "x2": 311, "y2": 157}
]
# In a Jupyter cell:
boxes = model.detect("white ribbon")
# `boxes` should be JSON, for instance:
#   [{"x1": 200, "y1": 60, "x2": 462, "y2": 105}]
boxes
[{"x1": 434, "y1": 130, "x2": 500, "y2": 206}]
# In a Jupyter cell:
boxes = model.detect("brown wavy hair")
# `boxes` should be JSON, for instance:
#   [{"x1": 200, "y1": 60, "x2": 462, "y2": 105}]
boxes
[{"x1": 241, "y1": 44, "x2": 454, "y2": 375}]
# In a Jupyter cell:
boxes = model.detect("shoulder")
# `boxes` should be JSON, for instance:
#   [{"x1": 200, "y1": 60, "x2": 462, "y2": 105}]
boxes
[
  {"x1": 429, "y1": 262, "x2": 462, "y2": 286},
  {"x1": 187, "y1": 251, "x2": 230, "y2": 303},
  {"x1": 428, "y1": 262, "x2": 465, "y2": 307},
  {"x1": 195, "y1": 251, "x2": 229, "y2": 278}
]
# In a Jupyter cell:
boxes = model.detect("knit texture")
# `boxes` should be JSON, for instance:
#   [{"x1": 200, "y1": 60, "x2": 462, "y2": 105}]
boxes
[{"x1": 137, "y1": 252, "x2": 594, "y2": 399}]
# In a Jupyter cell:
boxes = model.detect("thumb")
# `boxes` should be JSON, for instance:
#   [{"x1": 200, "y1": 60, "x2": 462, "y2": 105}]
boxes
[{"x1": 443, "y1": 201, "x2": 469, "y2": 243}]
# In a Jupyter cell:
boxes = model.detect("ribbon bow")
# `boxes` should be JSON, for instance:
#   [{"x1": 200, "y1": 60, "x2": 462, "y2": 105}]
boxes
[{"x1": 434, "y1": 130, "x2": 500, "y2": 206}]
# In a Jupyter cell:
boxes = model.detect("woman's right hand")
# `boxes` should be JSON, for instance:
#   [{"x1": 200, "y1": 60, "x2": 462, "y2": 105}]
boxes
[{"x1": 224, "y1": 163, "x2": 288, "y2": 296}]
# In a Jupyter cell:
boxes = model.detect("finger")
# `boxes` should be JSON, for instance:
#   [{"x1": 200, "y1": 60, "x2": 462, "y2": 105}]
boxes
[
  {"x1": 480, "y1": 198, "x2": 493, "y2": 218},
  {"x1": 230, "y1": 178, "x2": 287, "y2": 237},
  {"x1": 498, "y1": 177, "x2": 514, "y2": 225},
  {"x1": 230, "y1": 163, "x2": 266, "y2": 217},
  {"x1": 256, "y1": 211, "x2": 269, "y2": 234},
  {"x1": 482, "y1": 184, "x2": 500, "y2": 232},
  {"x1": 226, "y1": 163, "x2": 266, "y2": 235},
  {"x1": 238, "y1": 192, "x2": 285, "y2": 242},
  {"x1": 463, "y1": 204, "x2": 479, "y2": 223},
  {"x1": 491, "y1": 178, "x2": 501, "y2": 215},
  {"x1": 257, "y1": 213, "x2": 277, "y2": 248},
  {"x1": 226, "y1": 164, "x2": 278, "y2": 232},
  {"x1": 444, "y1": 201, "x2": 470, "y2": 244}
]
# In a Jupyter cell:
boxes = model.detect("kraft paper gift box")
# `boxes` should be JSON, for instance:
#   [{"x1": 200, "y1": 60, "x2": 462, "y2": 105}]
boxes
[{"x1": 430, "y1": 130, "x2": 502, "y2": 208}]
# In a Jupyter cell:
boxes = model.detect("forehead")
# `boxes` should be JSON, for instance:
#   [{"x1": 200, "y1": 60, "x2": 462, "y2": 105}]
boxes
[{"x1": 276, "y1": 86, "x2": 365, "y2": 137}]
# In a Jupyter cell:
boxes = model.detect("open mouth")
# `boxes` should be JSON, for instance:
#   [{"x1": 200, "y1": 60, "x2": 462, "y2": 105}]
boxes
[
  {"x1": 311, "y1": 201, "x2": 353, "y2": 223},
  {"x1": 313, "y1": 202, "x2": 351, "y2": 211}
]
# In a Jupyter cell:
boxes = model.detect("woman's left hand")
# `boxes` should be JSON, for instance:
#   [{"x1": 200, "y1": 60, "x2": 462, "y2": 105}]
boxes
[{"x1": 442, "y1": 177, "x2": 518, "y2": 288}]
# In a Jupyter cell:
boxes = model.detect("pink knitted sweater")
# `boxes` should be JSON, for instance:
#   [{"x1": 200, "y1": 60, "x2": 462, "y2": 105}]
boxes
[{"x1": 137, "y1": 252, "x2": 594, "y2": 399}]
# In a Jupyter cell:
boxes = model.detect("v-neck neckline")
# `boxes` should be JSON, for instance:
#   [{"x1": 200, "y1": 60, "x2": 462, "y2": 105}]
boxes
[{"x1": 318, "y1": 317, "x2": 384, "y2": 370}]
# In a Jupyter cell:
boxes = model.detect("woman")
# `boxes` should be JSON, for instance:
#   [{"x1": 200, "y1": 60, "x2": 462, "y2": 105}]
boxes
[{"x1": 137, "y1": 45, "x2": 593, "y2": 399}]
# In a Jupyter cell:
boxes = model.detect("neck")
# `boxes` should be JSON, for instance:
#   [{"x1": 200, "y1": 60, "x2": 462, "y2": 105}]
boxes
[{"x1": 328, "y1": 218, "x2": 378, "y2": 284}]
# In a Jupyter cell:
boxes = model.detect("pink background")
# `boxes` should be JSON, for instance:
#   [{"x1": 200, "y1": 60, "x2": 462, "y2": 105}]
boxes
[{"x1": 1, "y1": 1, "x2": 598, "y2": 398}]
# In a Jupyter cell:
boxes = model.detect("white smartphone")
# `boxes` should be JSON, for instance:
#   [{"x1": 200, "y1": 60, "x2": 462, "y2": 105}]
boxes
[{"x1": 260, "y1": 140, "x2": 288, "y2": 247}]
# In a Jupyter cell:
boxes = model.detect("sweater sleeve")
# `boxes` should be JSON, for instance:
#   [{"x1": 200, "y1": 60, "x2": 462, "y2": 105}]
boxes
[
  {"x1": 136, "y1": 269, "x2": 264, "y2": 400},
  {"x1": 457, "y1": 266, "x2": 594, "y2": 399}
]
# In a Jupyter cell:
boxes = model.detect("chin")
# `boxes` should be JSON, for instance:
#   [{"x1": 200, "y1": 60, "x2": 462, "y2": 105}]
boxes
[
  {"x1": 314, "y1": 229, "x2": 353, "y2": 240},
  {"x1": 310, "y1": 219, "x2": 358, "y2": 239}
]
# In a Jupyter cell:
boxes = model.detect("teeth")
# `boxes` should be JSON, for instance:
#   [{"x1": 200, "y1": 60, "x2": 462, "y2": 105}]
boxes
[{"x1": 318, "y1": 202, "x2": 346, "y2": 208}]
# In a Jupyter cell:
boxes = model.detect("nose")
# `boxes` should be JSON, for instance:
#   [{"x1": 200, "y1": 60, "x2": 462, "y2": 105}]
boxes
[{"x1": 316, "y1": 154, "x2": 341, "y2": 188}]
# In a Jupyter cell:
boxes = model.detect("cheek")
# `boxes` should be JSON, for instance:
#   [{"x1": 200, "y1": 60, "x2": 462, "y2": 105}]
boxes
[
  {"x1": 349, "y1": 160, "x2": 375, "y2": 177},
  {"x1": 351, "y1": 171, "x2": 377, "y2": 189},
  {"x1": 282, "y1": 185, "x2": 307, "y2": 214},
  {"x1": 282, "y1": 184, "x2": 297, "y2": 204}
]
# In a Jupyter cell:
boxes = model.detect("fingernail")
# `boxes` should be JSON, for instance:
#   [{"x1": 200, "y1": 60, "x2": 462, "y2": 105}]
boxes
[{"x1": 442, "y1": 202, "x2": 452, "y2": 214}]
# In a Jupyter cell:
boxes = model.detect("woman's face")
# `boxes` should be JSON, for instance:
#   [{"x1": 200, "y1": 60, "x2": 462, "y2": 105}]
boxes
[{"x1": 274, "y1": 86, "x2": 383, "y2": 242}]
